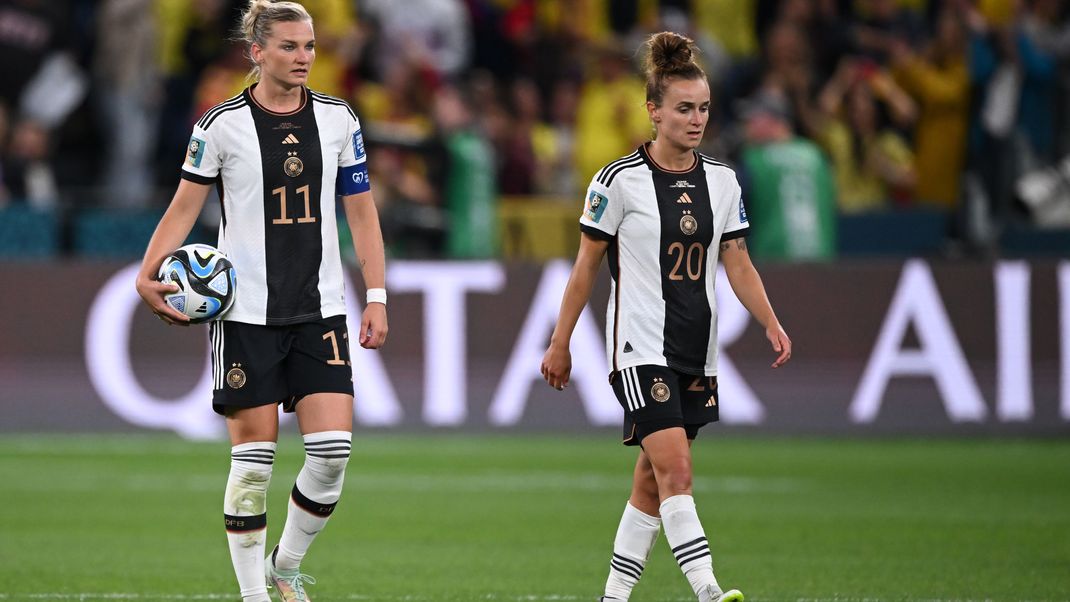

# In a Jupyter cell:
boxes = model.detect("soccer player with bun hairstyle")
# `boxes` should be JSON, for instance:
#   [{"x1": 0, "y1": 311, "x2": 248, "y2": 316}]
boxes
[
  {"x1": 135, "y1": 1, "x2": 387, "y2": 600},
  {"x1": 543, "y1": 32, "x2": 792, "y2": 602}
]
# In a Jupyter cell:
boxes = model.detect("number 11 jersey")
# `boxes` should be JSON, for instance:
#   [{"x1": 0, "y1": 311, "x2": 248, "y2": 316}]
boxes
[{"x1": 180, "y1": 86, "x2": 369, "y2": 326}]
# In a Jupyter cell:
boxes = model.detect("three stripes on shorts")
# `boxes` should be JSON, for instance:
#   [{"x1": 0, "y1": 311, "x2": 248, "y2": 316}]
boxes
[{"x1": 619, "y1": 367, "x2": 646, "y2": 412}]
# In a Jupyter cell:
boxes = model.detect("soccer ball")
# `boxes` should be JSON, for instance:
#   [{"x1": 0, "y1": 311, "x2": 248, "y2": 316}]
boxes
[{"x1": 157, "y1": 243, "x2": 237, "y2": 324}]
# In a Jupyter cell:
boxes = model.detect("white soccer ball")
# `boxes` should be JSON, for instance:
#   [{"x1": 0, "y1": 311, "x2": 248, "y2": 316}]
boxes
[{"x1": 157, "y1": 243, "x2": 237, "y2": 324}]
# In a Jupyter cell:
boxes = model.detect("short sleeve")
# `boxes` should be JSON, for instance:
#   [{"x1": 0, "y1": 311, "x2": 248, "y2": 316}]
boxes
[
  {"x1": 180, "y1": 123, "x2": 221, "y2": 185},
  {"x1": 578, "y1": 177, "x2": 623, "y2": 241},
  {"x1": 339, "y1": 113, "x2": 366, "y2": 168},
  {"x1": 721, "y1": 176, "x2": 749, "y2": 241},
  {"x1": 337, "y1": 111, "x2": 371, "y2": 195}
]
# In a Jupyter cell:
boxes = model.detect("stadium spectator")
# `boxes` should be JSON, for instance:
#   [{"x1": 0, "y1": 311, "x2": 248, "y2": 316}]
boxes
[
  {"x1": 811, "y1": 57, "x2": 917, "y2": 212},
  {"x1": 433, "y1": 83, "x2": 498, "y2": 258},
  {"x1": 738, "y1": 92, "x2": 838, "y2": 260},
  {"x1": 135, "y1": 2, "x2": 388, "y2": 601},
  {"x1": 93, "y1": 0, "x2": 158, "y2": 209},
  {"x1": 153, "y1": 0, "x2": 233, "y2": 188},
  {"x1": 536, "y1": 78, "x2": 581, "y2": 197},
  {"x1": 573, "y1": 41, "x2": 650, "y2": 190},
  {"x1": 497, "y1": 78, "x2": 541, "y2": 195},
  {"x1": 542, "y1": 31, "x2": 791, "y2": 602},
  {"x1": 359, "y1": 0, "x2": 471, "y2": 81},
  {"x1": 3, "y1": 119, "x2": 58, "y2": 209},
  {"x1": 0, "y1": 0, "x2": 84, "y2": 209}
]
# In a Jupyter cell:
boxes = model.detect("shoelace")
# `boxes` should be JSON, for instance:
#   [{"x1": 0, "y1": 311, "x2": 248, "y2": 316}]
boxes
[{"x1": 278, "y1": 572, "x2": 316, "y2": 599}]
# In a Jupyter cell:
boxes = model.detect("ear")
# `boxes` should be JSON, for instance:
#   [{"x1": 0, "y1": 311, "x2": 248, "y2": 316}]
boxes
[
  {"x1": 646, "y1": 100, "x2": 660, "y2": 123},
  {"x1": 250, "y1": 43, "x2": 264, "y2": 65}
]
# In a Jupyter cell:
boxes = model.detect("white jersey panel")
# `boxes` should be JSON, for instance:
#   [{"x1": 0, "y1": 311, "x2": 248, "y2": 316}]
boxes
[
  {"x1": 311, "y1": 99, "x2": 355, "y2": 321},
  {"x1": 182, "y1": 99, "x2": 272, "y2": 323},
  {"x1": 606, "y1": 168, "x2": 668, "y2": 373}
]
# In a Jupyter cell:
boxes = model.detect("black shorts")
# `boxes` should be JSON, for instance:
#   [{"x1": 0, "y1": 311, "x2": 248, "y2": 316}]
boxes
[
  {"x1": 209, "y1": 315, "x2": 354, "y2": 415},
  {"x1": 611, "y1": 364, "x2": 719, "y2": 446}
]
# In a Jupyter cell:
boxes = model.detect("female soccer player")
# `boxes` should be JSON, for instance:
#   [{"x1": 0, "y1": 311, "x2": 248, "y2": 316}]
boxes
[
  {"x1": 135, "y1": 2, "x2": 386, "y2": 601},
  {"x1": 542, "y1": 32, "x2": 792, "y2": 602}
]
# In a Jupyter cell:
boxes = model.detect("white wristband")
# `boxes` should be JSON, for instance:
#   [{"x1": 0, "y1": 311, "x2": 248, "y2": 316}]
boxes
[{"x1": 366, "y1": 288, "x2": 387, "y2": 305}]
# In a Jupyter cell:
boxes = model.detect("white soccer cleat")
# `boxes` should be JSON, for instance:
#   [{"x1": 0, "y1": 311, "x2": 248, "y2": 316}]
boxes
[{"x1": 265, "y1": 547, "x2": 316, "y2": 602}]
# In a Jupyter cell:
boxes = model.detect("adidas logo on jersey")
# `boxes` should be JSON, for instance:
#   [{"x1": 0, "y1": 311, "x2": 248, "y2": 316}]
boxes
[
  {"x1": 623, "y1": 341, "x2": 633, "y2": 353},
  {"x1": 676, "y1": 192, "x2": 693, "y2": 204},
  {"x1": 282, "y1": 133, "x2": 300, "y2": 144}
]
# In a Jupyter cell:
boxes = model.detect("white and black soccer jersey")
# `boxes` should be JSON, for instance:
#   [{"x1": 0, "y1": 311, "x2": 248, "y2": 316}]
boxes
[
  {"x1": 181, "y1": 86, "x2": 371, "y2": 326},
  {"x1": 579, "y1": 143, "x2": 749, "y2": 376}
]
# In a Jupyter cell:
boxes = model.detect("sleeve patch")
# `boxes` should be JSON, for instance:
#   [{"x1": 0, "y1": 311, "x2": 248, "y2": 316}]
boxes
[
  {"x1": 584, "y1": 190, "x2": 609, "y2": 222},
  {"x1": 352, "y1": 128, "x2": 365, "y2": 161},
  {"x1": 185, "y1": 136, "x2": 206, "y2": 168},
  {"x1": 739, "y1": 195, "x2": 748, "y2": 223}
]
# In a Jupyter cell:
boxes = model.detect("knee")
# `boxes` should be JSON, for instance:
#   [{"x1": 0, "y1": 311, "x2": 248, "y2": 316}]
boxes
[{"x1": 307, "y1": 453, "x2": 349, "y2": 483}]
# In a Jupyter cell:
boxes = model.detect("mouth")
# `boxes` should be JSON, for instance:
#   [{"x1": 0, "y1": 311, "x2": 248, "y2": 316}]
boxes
[{"x1": 291, "y1": 68, "x2": 308, "y2": 76}]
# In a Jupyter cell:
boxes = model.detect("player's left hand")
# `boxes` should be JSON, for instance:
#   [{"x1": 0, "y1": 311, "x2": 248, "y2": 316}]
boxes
[
  {"x1": 359, "y1": 302, "x2": 388, "y2": 349},
  {"x1": 767, "y1": 322, "x2": 792, "y2": 368}
]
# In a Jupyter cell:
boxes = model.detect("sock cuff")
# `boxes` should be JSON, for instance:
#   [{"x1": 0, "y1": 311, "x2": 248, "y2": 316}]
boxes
[
  {"x1": 302, "y1": 430, "x2": 352, "y2": 444},
  {"x1": 659, "y1": 494, "x2": 696, "y2": 516},
  {"x1": 230, "y1": 441, "x2": 277, "y2": 468},
  {"x1": 303, "y1": 431, "x2": 352, "y2": 461},
  {"x1": 624, "y1": 502, "x2": 662, "y2": 528},
  {"x1": 231, "y1": 441, "x2": 277, "y2": 453}
]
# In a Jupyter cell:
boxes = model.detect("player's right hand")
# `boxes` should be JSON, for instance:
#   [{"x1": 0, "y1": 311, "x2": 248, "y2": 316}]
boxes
[
  {"x1": 135, "y1": 274, "x2": 190, "y2": 326},
  {"x1": 541, "y1": 344, "x2": 572, "y2": 391}
]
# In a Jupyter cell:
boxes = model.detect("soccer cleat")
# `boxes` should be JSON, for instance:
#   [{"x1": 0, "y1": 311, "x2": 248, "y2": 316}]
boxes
[
  {"x1": 599, "y1": 598, "x2": 624, "y2": 601},
  {"x1": 699, "y1": 586, "x2": 744, "y2": 602},
  {"x1": 265, "y1": 547, "x2": 316, "y2": 602}
]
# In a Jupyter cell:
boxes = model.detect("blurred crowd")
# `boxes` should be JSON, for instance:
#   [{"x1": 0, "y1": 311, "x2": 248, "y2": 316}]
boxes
[{"x1": 0, "y1": 0, "x2": 1068, "y2": 259}]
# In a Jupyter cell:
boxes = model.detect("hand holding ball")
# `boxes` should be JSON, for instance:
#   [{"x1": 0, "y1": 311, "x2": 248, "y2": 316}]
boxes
[{"x1": 157, "y1": 244, "x2": 237, "y2": 324}]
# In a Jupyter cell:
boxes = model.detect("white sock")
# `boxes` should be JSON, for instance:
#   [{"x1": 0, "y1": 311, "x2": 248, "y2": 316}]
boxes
[
  {"x1": 604, "y1": 502, "x2": 661, "y2": 601},
  {"x1": 273, "y1": 431, "x2": 352, "y2": 571},
  {"x1": 660, "y1": 495, "x2": 720, "y2": 598},
  {"x1": 224, "y1": 441, "x2": 276, "y2": 602}
]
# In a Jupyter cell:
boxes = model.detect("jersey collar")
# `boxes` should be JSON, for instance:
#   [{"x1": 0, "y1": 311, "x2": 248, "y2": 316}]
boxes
[
  {"x1": 638, "y1": 142, "x2": 699, "y2": 174},
  {"x1": 245, "y1": 84, "x2": 309, "y2": 116}
]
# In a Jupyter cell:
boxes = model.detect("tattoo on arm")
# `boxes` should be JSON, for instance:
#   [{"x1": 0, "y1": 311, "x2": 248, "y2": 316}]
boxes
[{"x1": 719, "y1": 238, "x2": 747, "y2": 258}]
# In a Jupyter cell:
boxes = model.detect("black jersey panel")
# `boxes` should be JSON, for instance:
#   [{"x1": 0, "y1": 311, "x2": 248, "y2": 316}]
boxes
[
  {"x1": 649, "y1": 159, "x2": 715, "y2": 372},
  {"x1": 246, "y1": 89, "x2": 324, "y2": 324}
]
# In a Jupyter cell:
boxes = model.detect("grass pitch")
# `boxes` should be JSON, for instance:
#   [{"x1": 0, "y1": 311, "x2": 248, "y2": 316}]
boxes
[{"x1": 0, "y1": 434, "x2": 1067, "y2": 601}]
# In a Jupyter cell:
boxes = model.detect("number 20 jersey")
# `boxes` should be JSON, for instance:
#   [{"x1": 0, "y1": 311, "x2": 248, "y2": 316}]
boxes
[
  {"x1": 180, "y1": 86, "x2": 368, "y2": 326},
  {"x1": 579, "y1": 143, "x2": 749, "y2": 376}
]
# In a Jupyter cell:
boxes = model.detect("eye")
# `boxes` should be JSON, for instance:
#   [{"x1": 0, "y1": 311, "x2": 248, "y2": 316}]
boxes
[{"x1": 282, "y1": 44, "x2": 295, "y2": 51}]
